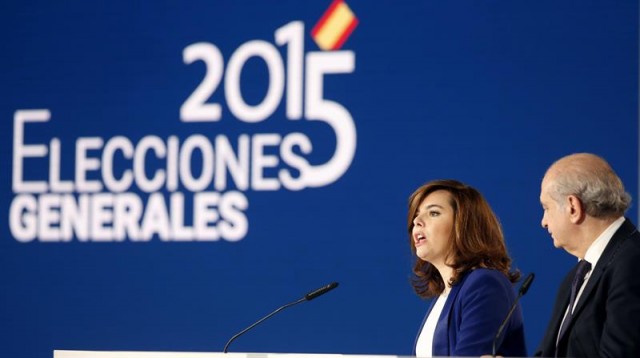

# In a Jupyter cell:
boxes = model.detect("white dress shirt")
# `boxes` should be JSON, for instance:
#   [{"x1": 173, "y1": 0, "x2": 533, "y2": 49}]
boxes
[{"x1": 416, "y1": 290, "x2": 449, "y2": 357}]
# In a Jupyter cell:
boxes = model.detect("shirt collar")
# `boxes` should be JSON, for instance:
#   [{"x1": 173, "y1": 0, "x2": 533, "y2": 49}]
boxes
[{"x1": 583, "y1": 216, "x2": 625, "y2": 269}]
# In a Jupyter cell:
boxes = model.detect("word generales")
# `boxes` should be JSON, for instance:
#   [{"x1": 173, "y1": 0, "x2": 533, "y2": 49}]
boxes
[{"x1": 11, "y1": 110, "x2": 266, "y2": 243}]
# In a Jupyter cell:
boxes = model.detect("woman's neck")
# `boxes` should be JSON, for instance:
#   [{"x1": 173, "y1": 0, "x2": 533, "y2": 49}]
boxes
[{"x1": 434, "y1": 263, "x2": 454, "y2": 294}]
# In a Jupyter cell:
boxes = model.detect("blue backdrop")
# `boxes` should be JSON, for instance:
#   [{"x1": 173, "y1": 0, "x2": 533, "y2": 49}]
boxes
[{"x1": 1, "y1": 1, "x2": 638, "y2": 357}]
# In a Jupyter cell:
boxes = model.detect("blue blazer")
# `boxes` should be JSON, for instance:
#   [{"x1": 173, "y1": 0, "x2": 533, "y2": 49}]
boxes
[{"x1": 414, "y1": 268, "x2": 527, "y2": 356}]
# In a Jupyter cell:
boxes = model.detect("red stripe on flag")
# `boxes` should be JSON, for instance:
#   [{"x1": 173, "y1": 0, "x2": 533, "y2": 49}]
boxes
[
  {"x1": 311, "y1": 0, "x2": 344, "y2": 37},
  {"x1": 331, "y1": 16, "x2": 359, "y2": 50}
]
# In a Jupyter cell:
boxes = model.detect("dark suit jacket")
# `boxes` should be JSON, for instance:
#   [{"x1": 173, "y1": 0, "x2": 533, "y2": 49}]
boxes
[
  {"x1": 535, "y1": 218, "x2": 640, "y2": 357},
  {"x1": 414, "y1": 268, "x2": 527, "y2": 356}
]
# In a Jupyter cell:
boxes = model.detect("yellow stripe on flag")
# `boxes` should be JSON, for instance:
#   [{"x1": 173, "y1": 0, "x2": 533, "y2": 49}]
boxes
[{"x1": 314, "y1": 3, "x2": 355, "y2": 50}]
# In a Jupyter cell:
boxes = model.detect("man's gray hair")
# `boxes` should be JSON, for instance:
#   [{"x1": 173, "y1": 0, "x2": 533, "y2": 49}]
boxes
[{"x1": 549, "y1": 153, "x2": 631, "y2": 218}]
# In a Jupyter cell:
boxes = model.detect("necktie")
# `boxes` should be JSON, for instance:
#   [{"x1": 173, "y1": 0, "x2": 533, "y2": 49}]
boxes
[{"x1": 556, "y1": 260, "x2": 592, "y2": 352}]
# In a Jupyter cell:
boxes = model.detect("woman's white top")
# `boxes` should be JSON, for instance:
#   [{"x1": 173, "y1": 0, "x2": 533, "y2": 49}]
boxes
[{"x1": 415, "y1": 290, "x2": 449, "y2": 357}]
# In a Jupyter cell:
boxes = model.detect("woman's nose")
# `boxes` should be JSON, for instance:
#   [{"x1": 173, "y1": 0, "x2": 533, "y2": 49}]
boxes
[{"x1": 413, "y1": 216, "x2": 422, "y2": 227}]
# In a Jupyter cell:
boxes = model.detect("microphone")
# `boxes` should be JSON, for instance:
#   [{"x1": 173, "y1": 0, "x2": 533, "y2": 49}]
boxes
[
  {"x1": 305, "y1": 281, "x2": 339, "y2": 301},
  {"x1": 223, "y1": 282, "x2": 339, "y2": 353},
  {"x1": 491, "y1": 273, "x2": 535, "y2": 357}
]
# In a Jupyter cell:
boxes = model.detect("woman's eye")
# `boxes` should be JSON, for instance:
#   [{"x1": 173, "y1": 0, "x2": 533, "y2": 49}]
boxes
[{"x1": 429, "y1": 211, "x2": 440, "y2": 217}]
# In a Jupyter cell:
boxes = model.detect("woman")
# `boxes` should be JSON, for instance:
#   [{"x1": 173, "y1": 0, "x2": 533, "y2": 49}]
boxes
[{"x1": 408, "y1": 179, "x2": 526, "y2": 357}]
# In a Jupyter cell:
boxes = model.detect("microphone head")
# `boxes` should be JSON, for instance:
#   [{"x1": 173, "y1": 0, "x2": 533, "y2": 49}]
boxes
[
  {"x1": 519, "y1": 273, "x2": 535, "y2": 296},
  {"x1": 304, "y1": 282, "x2": 339, "y2": 301}
]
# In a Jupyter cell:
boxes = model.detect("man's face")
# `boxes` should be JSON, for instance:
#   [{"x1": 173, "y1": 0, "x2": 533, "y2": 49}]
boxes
[{"x1": 540, "y1": 176, "x2": 573, "y2": 250}]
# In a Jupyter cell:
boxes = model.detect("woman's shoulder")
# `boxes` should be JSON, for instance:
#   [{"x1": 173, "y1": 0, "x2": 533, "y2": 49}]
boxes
[
  {"x1": 463, "y1": 268, "x2": 512, "y2": 289},
  {"x1": 467, "y1": 267, "x2": 506, "y2": 277},
  {"x1": 458, "y1": 268, "x2": 516, "y2": 302}
]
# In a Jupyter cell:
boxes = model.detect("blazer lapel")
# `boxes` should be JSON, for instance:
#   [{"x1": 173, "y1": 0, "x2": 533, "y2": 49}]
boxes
[
  {"x1": 553, "y1": 266, "x2": 576, "y2": 345},
  {"x1": 432, "y1": 279, "x2": 463, "y2": 356},
  {"x1": 571, "y1": 220, "x2": 635, "y2": 319}
]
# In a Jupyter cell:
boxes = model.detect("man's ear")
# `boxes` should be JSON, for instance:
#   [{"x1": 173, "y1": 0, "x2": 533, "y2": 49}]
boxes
[{"x1": 567, "y1": 195, "x2": 585, "y2": 224}]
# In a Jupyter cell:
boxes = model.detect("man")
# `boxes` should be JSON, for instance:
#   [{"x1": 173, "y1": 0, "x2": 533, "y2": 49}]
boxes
[{"x1": 535, "y1": 153, "x2": 640, "y2": 357}]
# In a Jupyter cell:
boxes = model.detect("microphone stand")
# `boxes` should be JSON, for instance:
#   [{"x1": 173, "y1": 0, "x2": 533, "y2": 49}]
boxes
[
  {"x1": 492, "y1": 273, "x2": 534, "y2": 357},
  {"x1": 222, "y1": 282, "x2": 338, "y2": 353}
]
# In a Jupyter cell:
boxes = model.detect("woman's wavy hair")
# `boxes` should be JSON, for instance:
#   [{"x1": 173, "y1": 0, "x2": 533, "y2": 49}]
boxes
[{"x1": 408, "y1": 179, "x2": 520, "y2": 298}]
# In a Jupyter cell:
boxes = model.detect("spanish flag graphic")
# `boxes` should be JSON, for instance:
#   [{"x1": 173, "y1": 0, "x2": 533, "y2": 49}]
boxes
[{"x1": 311, "y1": 0, "x2": 359, "y2": 51}]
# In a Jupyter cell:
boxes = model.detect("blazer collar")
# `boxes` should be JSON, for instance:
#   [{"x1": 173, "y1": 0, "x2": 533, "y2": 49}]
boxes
[{"x1": 432, "y1": 271, "x2": 469, "y2": 355}]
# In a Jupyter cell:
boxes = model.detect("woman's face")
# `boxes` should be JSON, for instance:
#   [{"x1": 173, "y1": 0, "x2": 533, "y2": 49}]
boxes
[{"x1": 411, "y1": 190, "x2": 455, "y2": 267}]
